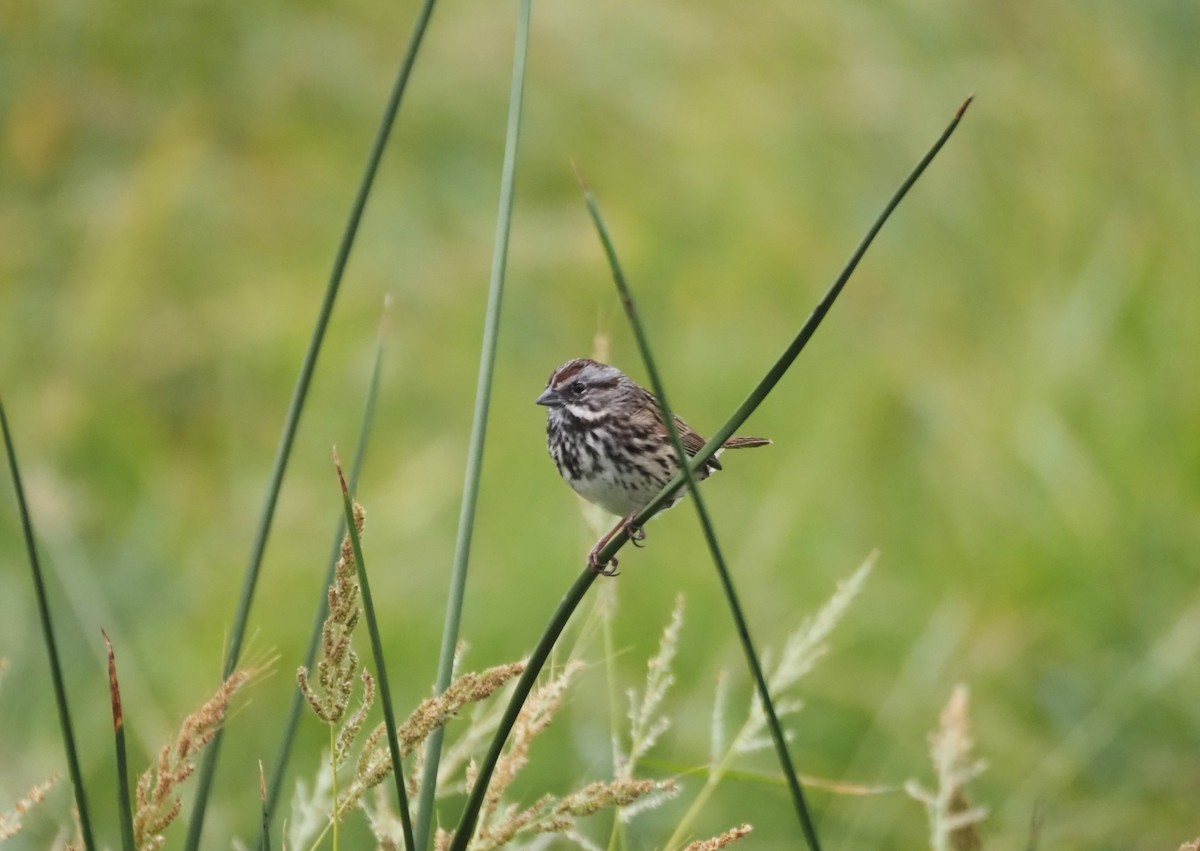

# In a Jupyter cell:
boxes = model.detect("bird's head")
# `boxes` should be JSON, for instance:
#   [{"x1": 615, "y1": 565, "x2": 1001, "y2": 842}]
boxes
[{"x1": 536, "y1": 358, "x2": 630, "y2": 421}]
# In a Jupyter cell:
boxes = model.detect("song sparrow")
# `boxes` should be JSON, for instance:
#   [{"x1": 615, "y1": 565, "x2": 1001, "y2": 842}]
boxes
[{"x1": 537, "y1": 358, "x2": 770, "y2": 575}]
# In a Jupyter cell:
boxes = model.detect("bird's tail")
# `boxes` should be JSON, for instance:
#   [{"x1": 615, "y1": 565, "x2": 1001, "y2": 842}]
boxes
[{"x1": 721, "y1": 436, "x2": 771, "y2": 449}]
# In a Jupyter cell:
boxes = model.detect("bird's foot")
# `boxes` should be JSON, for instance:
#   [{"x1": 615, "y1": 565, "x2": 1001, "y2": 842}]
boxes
[
  {"x1": 587, "y1": 512, "x2": 648, "y2": 576},
  {"x1": 587, "y1": 546, "x2": 619, "y2": 576}
]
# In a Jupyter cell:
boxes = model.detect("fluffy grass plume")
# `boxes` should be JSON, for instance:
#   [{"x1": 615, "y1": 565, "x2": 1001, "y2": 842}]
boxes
[
  {"x1": 666, "y1": 555, "x2": 874, "y2": 849},
  {"x1": 905, "y1": 684, "x2": 988, "y2": 851},
  {"x1": 0, "y1": 772, "x2": 61, "y2": 841}
]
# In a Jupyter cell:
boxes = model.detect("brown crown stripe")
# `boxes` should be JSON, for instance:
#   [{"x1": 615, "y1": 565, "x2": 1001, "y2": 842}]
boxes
[{"x1": 551, "y1": 358, "x2": 594, "y2": 383}]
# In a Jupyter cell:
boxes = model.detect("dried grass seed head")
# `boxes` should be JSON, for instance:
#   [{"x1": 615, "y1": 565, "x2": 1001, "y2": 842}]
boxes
[
  {"x1": 298, "y1": 503, "x2": 367, "y2": 724},
  {"x1": 682, "y1": 824, "x2": 754, "y2": 850},
  {"x1": 0, "y1": 774, "x2": 61, "y2": 841},
  {"x1": 134, "y1": 668, "x2": 253, "y2": 851}
]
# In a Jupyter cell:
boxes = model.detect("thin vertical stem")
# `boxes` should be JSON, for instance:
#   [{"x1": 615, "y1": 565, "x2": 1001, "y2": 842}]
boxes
[{"x1": 414, "y1": 1, "x2": 533, "y2": 847}]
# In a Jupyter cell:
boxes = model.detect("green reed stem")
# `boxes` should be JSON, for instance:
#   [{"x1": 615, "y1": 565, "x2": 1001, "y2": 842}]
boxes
[
  {"x1": 335, "y1": 455, "x2": 416, "y2": 851},
  {"x1": 449, "y1": 96, "x2": 971, "y2": 850},
  {"x1": 260, "y1": 763, "x2": 272, "y2": 851},
  {"x1": 261, "y1": 318, "x2": 386, "y2": 837},
  {"x1": 184, "y1": 1, "x2": 442, "y2": 843},
  {"x1": 103, "y1": 631, "x2": 136, "y2": 851},
  {"x1": 579, "y1": 175, "x2": 824, "y2": 851},
  {"x1": 1, "y1": 400, "x2": 96, "y2": 851},
  {"x1": 415, "y1": 1, "x2": 532, "y2": 847}
]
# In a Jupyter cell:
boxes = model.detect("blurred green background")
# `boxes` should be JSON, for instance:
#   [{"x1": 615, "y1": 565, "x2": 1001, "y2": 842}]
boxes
[{"x1": 2, "y1": 0, "x2": 1198, "y2": 847}]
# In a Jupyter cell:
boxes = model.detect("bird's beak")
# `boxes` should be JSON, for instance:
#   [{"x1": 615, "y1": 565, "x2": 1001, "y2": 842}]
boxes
[{"x1": 535, "y1": 387, "x2": 560, "y2": 407}]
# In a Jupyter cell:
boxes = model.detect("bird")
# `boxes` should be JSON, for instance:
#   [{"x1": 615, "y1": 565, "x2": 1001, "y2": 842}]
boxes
[{"x1": 536, "y1": 358, "x2": 769, "y2": 574}]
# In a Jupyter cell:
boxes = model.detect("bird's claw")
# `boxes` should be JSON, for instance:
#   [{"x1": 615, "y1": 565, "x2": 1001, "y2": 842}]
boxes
[
  {"x1": 627, "y1": 523, "x2": 646, "y2": 548},
  {"x1": 587, "y1": 549, "x2": 620, "y2": 577}
]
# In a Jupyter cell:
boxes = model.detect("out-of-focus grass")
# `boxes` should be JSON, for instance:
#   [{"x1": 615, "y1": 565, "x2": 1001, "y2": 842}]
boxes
[{"x1": 1, "y1": 0, "x2": 1198, "y2": 848}]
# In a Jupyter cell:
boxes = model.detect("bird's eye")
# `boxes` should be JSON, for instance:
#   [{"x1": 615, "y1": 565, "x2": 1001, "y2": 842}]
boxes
[{"x1": 569, "y1": 381, "x2": 586, "y2": 396}]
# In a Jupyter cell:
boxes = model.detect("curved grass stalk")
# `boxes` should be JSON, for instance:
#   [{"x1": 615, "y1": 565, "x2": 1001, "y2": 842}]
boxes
[{"x1": 447, "y1": 96, "x2": 972, "y2": 851}]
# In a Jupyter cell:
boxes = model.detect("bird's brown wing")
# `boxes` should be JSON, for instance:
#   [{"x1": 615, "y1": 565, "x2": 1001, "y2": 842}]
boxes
[
  {"x1": 631, "y1": 388, "x2": 722, "y2": 470},
  {"x1": 672, "y1": 414, "x2": 711, "y2": 458}
]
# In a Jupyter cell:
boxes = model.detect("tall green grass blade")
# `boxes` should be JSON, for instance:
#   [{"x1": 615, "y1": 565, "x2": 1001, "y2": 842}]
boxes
[
  {"x1": 184, "y1": 1, "x2": 444, "y2": 843},
  {"x1": 415, "y1": 1, "x2": 532, "y2": 847},
  {"x1": 334, "y1": 455, "x2": 416, "y2": 851},
  {"x1": 261, "y1": 318, "x2": 387, "y2": 836},
  {"x1": 449, "y1": 96, "x2": 971, "y2": 850},
  {"x1": 103, "y1": 631, "x2": 137, "y2": 851},
  {"x1": 0, "y1": 400, "x2": 97, "y2": 851},
  {"x1": 578, "y1": 174, "x2": 823, "y2": 851}
]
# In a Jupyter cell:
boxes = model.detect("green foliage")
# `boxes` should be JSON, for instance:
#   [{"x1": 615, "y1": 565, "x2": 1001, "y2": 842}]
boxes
[{"x1": 2, "y1": 0, "x2": 1198, "y2": 848}]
